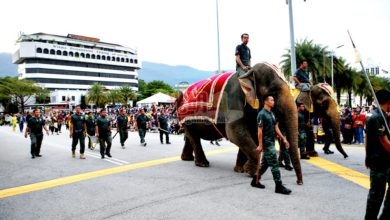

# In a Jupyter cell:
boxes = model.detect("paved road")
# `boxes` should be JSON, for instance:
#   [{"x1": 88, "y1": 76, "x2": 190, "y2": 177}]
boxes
[{"x1": 0, "y1": 125, "x2": 369, "y2": 219}]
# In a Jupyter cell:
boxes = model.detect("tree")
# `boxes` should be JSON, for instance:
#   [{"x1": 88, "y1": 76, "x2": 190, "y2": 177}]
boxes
[
  {"x1": 137, "y1": 79, "x2": 147, "y2": 100},
  {"x1": 144, "y1": 80, "x2": 174, "y2": 98},
  {"x1": 107, "y1": 89, "x2": 124, "y2": 107},
  {"x1": 119, "y1": 84, "x2": 137, "y2": 107},
  {"x1": 280, "y1": 39, "x2": 330, "y2": 84},
  {"x1": 0, "y1": 77, "x2": 47, "y2": 112},
  {"x1": 86, "y1": 83, "x2": 108, "y2": 108},
  {"x1": 35, "y1": 88, "x2": 51, "y2": 104}
]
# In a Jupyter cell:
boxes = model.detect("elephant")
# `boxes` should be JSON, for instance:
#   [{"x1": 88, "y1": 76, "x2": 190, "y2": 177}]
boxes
[
  {"x1": 176, "y1": 62, "x2": 303, "y2": 184},
  {"x1": 297, "y1": 85, "x2": 349, "y2": 158}
]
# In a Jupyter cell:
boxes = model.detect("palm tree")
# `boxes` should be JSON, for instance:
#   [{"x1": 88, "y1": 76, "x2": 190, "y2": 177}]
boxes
[
  {"x1": 119, "y1": 85, "x2": 137, "y2": 107},
  {"x1": 280, "y1": 39, "x2": 330, "y2": 84},
  {"x1": 86, "y1": 83, "x2": 108, "y2": 108},
  {"x1": 107, "y1": 89, "x2": 124, "y2": 107}
]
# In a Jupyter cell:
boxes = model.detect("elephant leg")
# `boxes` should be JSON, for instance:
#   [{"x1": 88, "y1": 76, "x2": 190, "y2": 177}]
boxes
[
  {"x1": 185, "y1": 131, "x2": 209, "y2": 167},
  {"x1": 181, "y1": 135, "x2": 194, "y2": 161},
  {"x1": 234, "y1": 149, "x2": 247, "y2": 173},
  {"x1": 227, "y1": 126, "x2": 258, "y2": 176}
]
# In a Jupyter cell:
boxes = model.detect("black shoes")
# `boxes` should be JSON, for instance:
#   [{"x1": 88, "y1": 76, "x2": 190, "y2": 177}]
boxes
[
  {"x1": 285, "y1": 165, "x2": 293, "y2": 171},
  {"x1": 31, "y1": 155, "x2": 35, "y2": 159},
  {"x1": 35, "y1": 154, "x2": 42, "y2": 157},
  {"x1": 105, "y1": 153, "x2": 112, "y2": 158},
  {"x1": 166, "y1": 142, "x2": 171, "y2": 144},
  {"x1": 275, "y1": 182, "x2": 292, "y2": 195},
  {"x1": 279, "y1": 162, "x2": 285, "y2": 168},
  {"x1": 323, "y1": 149, "x2": 334, "y2": 154},
  {"x1": 301, "y1": 154, "x2": 310, "y2": 160},
  {"x1": 101, "y1": 155, "x2": 105, "y2": 159},
  {"x1": 250, "y1": 176, "x2": 265, "y2": 189}
]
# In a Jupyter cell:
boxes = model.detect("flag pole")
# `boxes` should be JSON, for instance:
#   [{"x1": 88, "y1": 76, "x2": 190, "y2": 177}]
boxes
[{"x1": 347, "y1": 30, "x2": 390, "y2": 136}]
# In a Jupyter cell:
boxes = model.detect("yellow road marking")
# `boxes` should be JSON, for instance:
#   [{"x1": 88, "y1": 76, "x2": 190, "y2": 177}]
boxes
[
  {"x1": 0, "y1": 147, "x2": 238, "y2": 199},
  {"x1": 305, "y1": 157, "x2": 370, "y2": 189}
]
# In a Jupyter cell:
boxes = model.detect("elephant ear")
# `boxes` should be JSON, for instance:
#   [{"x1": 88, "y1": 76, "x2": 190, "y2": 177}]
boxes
[{"x1": 237, "y1": 69, "x2": 259, "y2": 109}]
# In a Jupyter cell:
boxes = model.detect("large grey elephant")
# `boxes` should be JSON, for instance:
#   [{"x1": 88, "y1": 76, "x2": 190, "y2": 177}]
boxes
[
  {"x1": 176, "y1": 62, "x2": 303, "y2": 184},
  {"x1": 298, "y1": 85, "x2": 349, "y2": 158}
]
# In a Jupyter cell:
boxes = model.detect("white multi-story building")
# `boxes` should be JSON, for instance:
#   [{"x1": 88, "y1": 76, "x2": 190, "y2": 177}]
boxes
[{"x1": 13, "y1": 33, "x2": 140, "y2": 106}]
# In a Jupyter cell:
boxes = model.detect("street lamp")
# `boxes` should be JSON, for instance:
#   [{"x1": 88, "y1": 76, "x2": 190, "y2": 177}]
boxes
[{"x1": 331, "y1": 44, "x2": 344, "y2": 89}]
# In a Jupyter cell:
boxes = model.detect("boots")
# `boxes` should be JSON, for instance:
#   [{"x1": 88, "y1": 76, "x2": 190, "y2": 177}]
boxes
[
  {"x1": 250, "y1": 176, "x2": 265, "y2": 189},
  {"x1": 275, "y1": 182, "x2": 292, "y2": 195}
]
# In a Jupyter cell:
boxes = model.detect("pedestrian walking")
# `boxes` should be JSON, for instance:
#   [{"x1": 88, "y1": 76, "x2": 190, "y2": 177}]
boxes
[
  {"x1": 24, "y1": 109, "x2": 49, "y2": 159},
  {"x1": 135, "y1": 108, "x2": 150, "y2": 146},
  {"x1": 70, "y1": 106, "x2": 86, "y2": 159},
  {"x1": 158, "y1": 110, "x2": 171, "y2": 144},
  {"x1": 364, "y1": 89, "x2": 390, "y2": 219},
  {"x1": 95, "y1": 109, "x2": 112, "y2": 159},
  {"x1": 11, "y1": 114, "x2": 17, "y2": 132},
  {"x1": 251, "y1": 95, "x2": 292, "y2": 194},
  {"x1": 85, "y1": 112, "x2": 96, "y2": 150},
  {"x1": 298, "y1": 103, "x2": 310, "y2": 159},
  {"x1": 116, "y1": 108, "x2": 129, "y2": 149}
]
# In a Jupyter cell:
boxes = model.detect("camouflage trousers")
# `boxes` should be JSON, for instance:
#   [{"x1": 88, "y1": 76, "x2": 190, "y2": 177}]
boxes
[
  {"x1": 365, "y1": 167, "x2": 390, "y2": 220},
  {"x1": 299, "y1": 132, "x2": 307, "y2": 156},
  {"x1": 278, "y1": 138, "x2": 291, "y2": 166},
  {"x1": 259, "y1": 145, "x2": 282, "y2": 184}
]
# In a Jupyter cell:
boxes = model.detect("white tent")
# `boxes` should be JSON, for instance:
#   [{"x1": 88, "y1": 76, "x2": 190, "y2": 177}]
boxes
[{"x1": 137, "y1": 92, "x2": 176, "y2": 106}]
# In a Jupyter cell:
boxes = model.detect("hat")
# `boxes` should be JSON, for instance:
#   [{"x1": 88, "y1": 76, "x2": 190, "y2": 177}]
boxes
[{"x1": 375, "y1": 89, "x2": 390, "y2": 104}]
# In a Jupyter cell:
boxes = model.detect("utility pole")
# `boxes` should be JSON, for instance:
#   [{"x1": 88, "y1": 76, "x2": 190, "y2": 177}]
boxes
[{"x1": 287, "y1": 0, "x2": 296, "y2": 75}]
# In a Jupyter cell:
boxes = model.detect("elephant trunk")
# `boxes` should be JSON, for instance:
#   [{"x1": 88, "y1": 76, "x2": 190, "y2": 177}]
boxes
[
  {"x1": 327, "y1": 103, "x2": 348, "y2": 158},
  {"x1": 279, "y1": 85, "x2": 303, "y2": 184}
]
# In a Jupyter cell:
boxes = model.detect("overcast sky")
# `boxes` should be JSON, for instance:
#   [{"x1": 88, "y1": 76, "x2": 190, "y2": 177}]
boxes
[{"x1": 1, "y1": 0, "x2": 389, "y2": 72}]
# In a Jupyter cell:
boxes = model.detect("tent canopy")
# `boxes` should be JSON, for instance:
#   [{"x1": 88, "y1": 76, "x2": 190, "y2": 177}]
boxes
[{"x1": 137, "y1": 92, "x2": 176, "y2": 105}]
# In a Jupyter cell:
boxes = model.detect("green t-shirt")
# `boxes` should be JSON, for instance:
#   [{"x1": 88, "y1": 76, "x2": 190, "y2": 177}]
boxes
[
  {"x1": 257, "y1": 108, "x2": 276, "y2": 147},
  {"x1": 28, "y1": 117, "x2": 45, "y2": 134},
  {"x1": 117, "y1": 115, "x2": 128, "y2": 130},
  {"x1": 96, "y1": 116, "x2": 110, "y2": 137},
  {"x1": 158, "y1": 115, "x2": 169, "y2": 129},
  {"x1": 71, "y1": 114, "x2": 85, "y2": 133},
  {"x1": 136, "y1": 114, "x2": 149, "y2": 129}
]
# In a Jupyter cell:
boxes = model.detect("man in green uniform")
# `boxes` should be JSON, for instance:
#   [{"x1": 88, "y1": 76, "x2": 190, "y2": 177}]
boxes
[
  {"x1": 85, "y1": 112, "x2": 96, "y2": 150},
  {"x1": 235, "y1": 33, "x2": 258, "y2": 109},
  {"x1": 116, "y1": 108, "x2": 128, "y2": 149},
  {"x1": 70, "y1": 106, "x2": 86, "y2": 159},
  {"x1": 95, "y1": 109, "x2": 112, "y2": 159},
  {"x1": 298, "y1": 103, "x2": 310, "y2": 159},
  {"x1": 135, "y1": 108, "x2": 150, "y2": 147},
  {"x1": 365, "y1": 89, "x2": 390, "y2": 220},
  {"x1": 158, "y1": 109, "x2": 171, "y2": 144},
  {"x1": 251, "y1": 95, "x2": 292, "y2": 195},
  {"x1": 24, "y1": 109, "x2": 49, "y2": 159}
]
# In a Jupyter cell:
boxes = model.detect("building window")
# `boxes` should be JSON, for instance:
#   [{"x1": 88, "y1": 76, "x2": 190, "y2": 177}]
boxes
[
  {"x1": 112, "y1": 56, "x2": 115, "y2": 61},
  {"x1": 376, "y1": 67, "x2": 379, "y2": 75},
  {"x1": 62, "y1": 96, "x2": 66, "y2": 101},
  {"x1": 80, "y1": 53, "x2": 85, "y2": 58},
  {"x1": 56, "y1": 50, "x2": 61, "y2": 55},
  {"x1": 134, "y1": 59, "x2": 138, "y2": 64},
  {"x1": 75, "y1": 52, "x2": 79, "y2": 58},
  {"x1": 126, "y1": 58, "x2": 129, "y2": 63},
  {"x1": 71, "y1": 96, "x2": 75, "y2": 101},
  {"x1": 50, "y1": 49, "x2": 55, "y2": 55},
  {"x1": 86, "y1": 53, "x2": 90, "y2": 58},
  {"x1": 102, "y1": 55, "x2": 106, "y2": 60},
  {"x1": 97, "y1": 55, "x2": 101, "y2": 60},
  {"x1": 121, "y1": 58, "x2": 124, "y2": 62},
  {"x1": 36, "y1": 48, "x2": 42, "y2": 53},
  {"x1": 63, "y1": 51, "x2": 68, "y2": 56},
  {"x1": 69, "y1": 52, "x2": 74, "y2": 57},
  {"x1": 107, "y1": 56, "x2": 111, "y2": 61},
  {"x1": 43, "y1": 49, "x2": 49, "y2": 54},
  {"x1": 130, "y1": 59, "x2": 133, "y2": 63},
  {"x1": 91, "y1": 54, "x2": 96, "y2": 59},
  {"x1": 116, "y1": 57, "x2": 120, "y2": 62}
]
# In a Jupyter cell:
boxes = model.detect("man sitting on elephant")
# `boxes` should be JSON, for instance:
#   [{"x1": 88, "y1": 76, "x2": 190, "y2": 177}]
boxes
[
  {"x1": 236, "y1": 33, "x2": 259, "y2": 109},
  {"x1": 293, "y1": 60, "x2": 311, "y2": 92}
]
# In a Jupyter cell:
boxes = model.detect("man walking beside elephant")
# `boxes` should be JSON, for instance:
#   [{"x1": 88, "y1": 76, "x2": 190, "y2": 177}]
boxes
[{"x1": 251, "y1": 95, "x2": 292, "y2": 195}]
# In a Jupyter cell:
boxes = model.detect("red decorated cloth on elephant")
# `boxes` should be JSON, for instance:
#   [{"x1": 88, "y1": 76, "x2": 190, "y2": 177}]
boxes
[{"x1": 178, "y1": 72, "x2": 234, "y2": 123}]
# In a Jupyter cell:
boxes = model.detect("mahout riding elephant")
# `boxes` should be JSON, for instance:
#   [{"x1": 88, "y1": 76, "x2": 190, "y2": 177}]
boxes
[
  {"x1": 176, "y1": 62, "x2": 303, "y2": 184},
  {"x1": 297, "y1": 85, "x2": 349, "y2": 158}
]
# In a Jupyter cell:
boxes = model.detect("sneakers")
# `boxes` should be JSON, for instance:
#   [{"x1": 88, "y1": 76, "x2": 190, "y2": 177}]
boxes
[
  {"x1": 275, "y1": 182, "x2": 292, "y2": 195},
  {"x1": 72, "y1": 151, "x2": 76, "y2": 158},
  {"x1": 80, "y1": 154, "x2": 86, "y2": 159}
]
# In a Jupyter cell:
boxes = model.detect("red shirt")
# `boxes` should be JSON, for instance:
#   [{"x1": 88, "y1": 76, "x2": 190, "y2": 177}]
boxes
[{"x1": 352, "y1": 113, "x2": 366, "y2": 128}]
